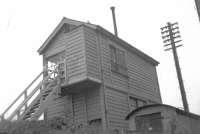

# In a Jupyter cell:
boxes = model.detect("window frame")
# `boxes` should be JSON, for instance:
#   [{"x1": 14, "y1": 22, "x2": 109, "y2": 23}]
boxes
[
  {"x1": 109, "y1": 45, "x2": 128, "y2": 77},
  {"x1": 135, "y1": 112, "x2": 163, "y2": 133},
  {"x1": 110, "y1": 45, "x2": 118, "y2": 72}
]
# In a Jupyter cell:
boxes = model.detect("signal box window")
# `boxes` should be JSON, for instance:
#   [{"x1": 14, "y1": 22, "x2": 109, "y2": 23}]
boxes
[{"x1": 109, "y1": 45, "x2": 127, "y2": 76}]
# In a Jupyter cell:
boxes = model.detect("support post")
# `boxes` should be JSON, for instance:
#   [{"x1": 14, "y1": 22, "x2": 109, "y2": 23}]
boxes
[
  {"x1": 1, "y1": 114, "x2": 4, "y2": 121},
  {"x1": 167, "y1": 22, "x2": 189, "y2": 112},
  {"x1": 43, "y1": 56, "x2": 48, "y2": 79},
  {"x1": 24, "y1": 90, "x2": 28, "y2": 110},
  {"x1": 17, "y1": 110, "x2": 20, "y2": 120}
]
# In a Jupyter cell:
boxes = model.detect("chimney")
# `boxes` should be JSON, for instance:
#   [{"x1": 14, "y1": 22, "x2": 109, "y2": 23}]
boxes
[{"x1": 110, "y1": 6, "x2": 118, "y2": 37}]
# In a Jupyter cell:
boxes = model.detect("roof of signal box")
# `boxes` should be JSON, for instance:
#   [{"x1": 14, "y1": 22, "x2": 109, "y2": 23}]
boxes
[{"x1": 37, "y1": 17, "x2": 159, "y2": 66}]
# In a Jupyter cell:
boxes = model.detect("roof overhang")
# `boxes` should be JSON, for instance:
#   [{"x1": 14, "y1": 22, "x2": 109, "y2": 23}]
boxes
[
  {"x1": 95, "y1": 26, "x2": 159, "y2": 66},
  {"x1": 37, "y1": 17, "x2": 97, "y2": 54},
  {"x1": 37, "y1": 17, "x2": 159, "y2": 66}
]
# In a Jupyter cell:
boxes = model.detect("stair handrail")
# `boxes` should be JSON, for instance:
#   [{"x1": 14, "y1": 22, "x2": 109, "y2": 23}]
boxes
[
  {"x1": 0, "y1": 68, "x2": 58, "y2": 120},
  {"x1": 7, "y1": 73, "x2": 55, "y2": 120},
  {"x1": 30, "y1": 82, "x2": 59, "y2": 120},
  {"x1": 0, "y1": 71, "x2": 43, "y2": 120},
  {"x1": 18, "y1": 77, "x2": 57, "y2": 120}
]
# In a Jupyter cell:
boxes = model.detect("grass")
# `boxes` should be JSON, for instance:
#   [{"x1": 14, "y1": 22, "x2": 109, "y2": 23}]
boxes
[{"x1": 0, "y1": 117, "x2": 122, "y2": 134}]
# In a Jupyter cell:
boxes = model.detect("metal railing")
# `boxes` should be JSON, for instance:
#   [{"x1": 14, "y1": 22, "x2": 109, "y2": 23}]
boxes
[{"x1": 0, "y1": 68, "x2": 58, "y2": 121}]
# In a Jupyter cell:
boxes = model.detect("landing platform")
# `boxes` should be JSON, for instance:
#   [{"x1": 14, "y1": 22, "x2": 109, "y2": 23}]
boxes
[{"x1": 61, "y1": 77, "x2": 101, "y2": 94}]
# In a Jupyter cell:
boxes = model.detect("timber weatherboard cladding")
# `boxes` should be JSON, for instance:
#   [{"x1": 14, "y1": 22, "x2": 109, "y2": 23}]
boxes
[
  {"x1": 99, "y1": 33, "x2": 161, "y2": 101},
  {"x1": 46, "y1": 94, "x2": 72, "y2": 119},
  {"x1": 83, "y1": 26, "x2": 101, "y2": 82},
  {"x1": 65, "y1": 27, "x2": 86, "y2": 84},
  {"x1": 44, "y1": 26, "x2": 87, "y2": 85},
  {"x1": 39, "y1": 20, "x2": 161, "y2": 130},
  {"x1": 96, "y1": 30, "x2": 161, "y2": 129},
  {"x1": 105, "y1": 87, "x2": 129, "y2": 129},
  {"x1": 42, "y1": 25, "x2": 102, "y2": 124},
  {"x1": 42, "y1": 26, "x2": 87, "y2": 121},
  {"x1": 72, "y1": 92, "x2": 87, "y2": 124},
  {"x1": 72, "y1": 88, "x2": 101, "y2": 125},
  {"x1": 127, "y1": 51, "x2": 161, "y2": 102},
  {"x1": 86, "y1": 88, "x2": 101, "y2": 121}
]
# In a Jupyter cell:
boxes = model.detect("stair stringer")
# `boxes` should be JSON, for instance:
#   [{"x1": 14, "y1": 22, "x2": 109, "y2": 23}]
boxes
[
  {"x1": 18, "y1": 80, "x2": 57, "y2": 120},
  {"x1": 30, "y1": 85, "x2": 60, "y2": 120},
  {"x1": 19, "y1": 93, "x2": 41, "y2": 120}
]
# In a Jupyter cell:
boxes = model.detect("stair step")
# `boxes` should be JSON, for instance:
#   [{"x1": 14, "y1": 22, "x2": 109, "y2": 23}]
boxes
[
  {"x1": 42, "y1": 97, "x2": 48, "y2": 101},
  {"x1": 30, "y1": 106, "x2": 37, "y2": 111},
  {"x1": 2, "y1": 71, "x2": 59, "y2": 121},
  {"x1": 30, "y1": 105, "x2": 40, "y2": 110},
  {"x1": 44, "y1": 80, "x2": 56, "y2": 87},
  {"x1": 43, "y1": 90, "x2": 52, "y2": 94},
  {"x1": 43, "y1": 92, "x2": 51, "y2": 96},
  {"x1": 34, "y1": 100, "x2": 40, "y2": 105},
  {"x1": 42, "y1": 92, "x2": 52, "y2": 97},
  {"x1": 25, "y1": 112, "x2": 32, "y2": 116},
  {"x1": 42, "y1": 93, "x2": 49, "y2": 96},
  {"x1": 42, "y1": 90, "x2": 52, "y2": 95},
  {"x1": 29, "y1": 109, "x2": 36, "y2": 114},
  {"x1": 31, "y1": 102, "x2": 40, "y2": 108},
  {"x1": 26, "y1": 109, "x2": 37, "y2": 116},
  {"x1": 23, "y1": 114, "x2": 31, "y2": 120},
  {"x1": 25, "y1": 80, "x2": 56, "y2": 119}
]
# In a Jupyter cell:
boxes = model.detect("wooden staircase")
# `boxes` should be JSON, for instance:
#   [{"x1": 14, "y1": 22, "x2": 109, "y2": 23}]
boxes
[{"x1": 0, "y1": 69, "x2": 61, "y2": 121}]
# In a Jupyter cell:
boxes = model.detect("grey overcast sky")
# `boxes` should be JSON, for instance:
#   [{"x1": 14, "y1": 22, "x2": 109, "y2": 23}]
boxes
[{"x1": 0, "y1": 0, "x2": 200, "y2": 115}]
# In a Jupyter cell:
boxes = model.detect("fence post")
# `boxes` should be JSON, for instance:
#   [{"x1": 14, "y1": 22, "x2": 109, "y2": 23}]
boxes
[
  {"x1": 0, "y1": 114, "x2": 4, "y2": 121},
  {"x1": 24, "y1": 90, "x2": 28, "y2": 110},
  {"x1": 17, "y1": 110, "x2": 20, "y2": 120}
]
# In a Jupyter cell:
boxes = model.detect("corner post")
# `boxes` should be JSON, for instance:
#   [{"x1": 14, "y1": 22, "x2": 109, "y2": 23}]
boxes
[{"x1": 43, "y1": 55, "x2": 48, "y2": 79}]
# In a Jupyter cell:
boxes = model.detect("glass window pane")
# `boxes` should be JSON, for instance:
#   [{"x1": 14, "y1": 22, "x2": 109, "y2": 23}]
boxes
[
  {"x1": 135, "y1": 113, "x2": 163, "y2": 133},
  {"x1": 110, "y1": 46, "x2": 118, "y2": 71}
]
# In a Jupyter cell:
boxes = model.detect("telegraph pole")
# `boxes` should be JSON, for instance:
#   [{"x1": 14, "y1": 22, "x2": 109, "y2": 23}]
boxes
[
  {"x1": 194, "y1": 0, "x2": 200, "y2": 22},
  {"x1": 161, "y1": 22, "x2": 189, "y2": 112}
]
